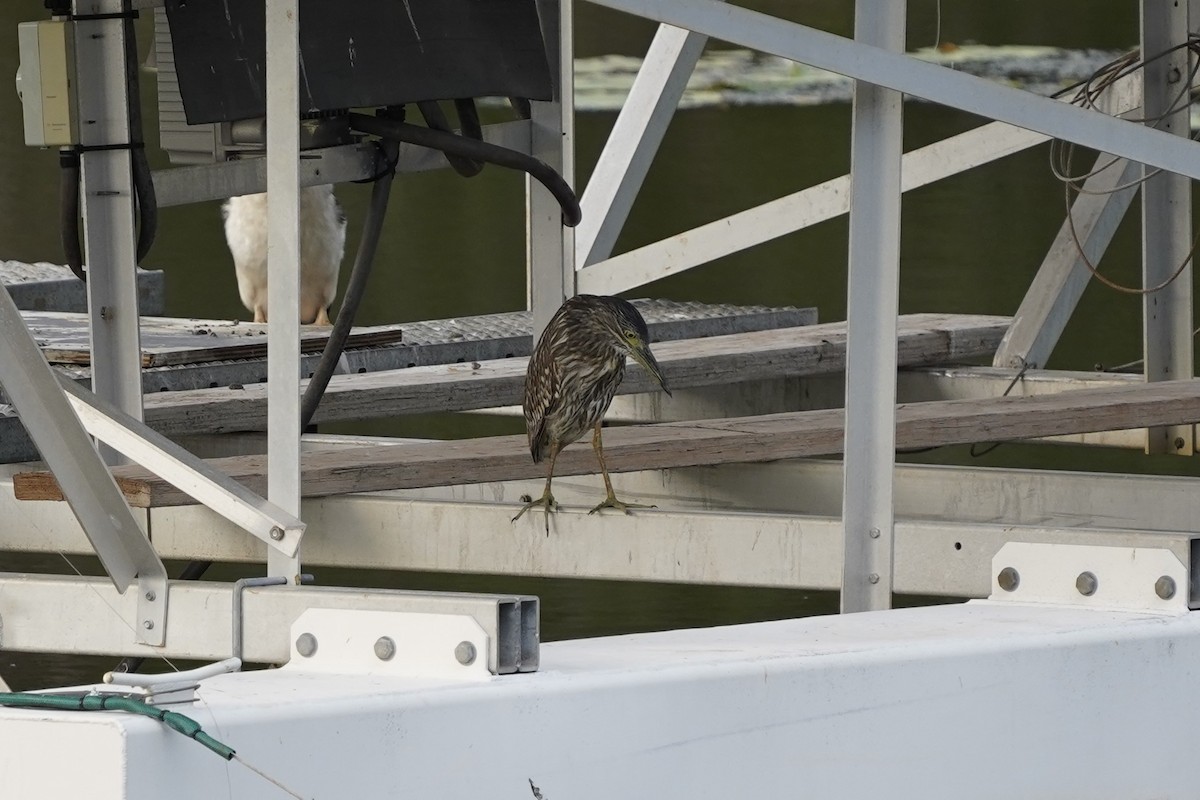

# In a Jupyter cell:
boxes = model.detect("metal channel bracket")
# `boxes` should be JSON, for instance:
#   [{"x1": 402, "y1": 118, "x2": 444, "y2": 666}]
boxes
[
  {"x1": 284, "y1": 608, "x2": 492, "y2": 680},
  {"x1": 989, "y1": 541, "x2": 1195, "y2": 613},
  {"x1": 281, "y1": 593, "x2": 539, "y2": 677}
]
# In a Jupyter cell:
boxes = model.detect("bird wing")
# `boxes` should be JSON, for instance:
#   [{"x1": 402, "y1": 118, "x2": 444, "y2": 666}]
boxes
[{"x1": 524, "y1": 343, "x2": 563, "y2": 463}]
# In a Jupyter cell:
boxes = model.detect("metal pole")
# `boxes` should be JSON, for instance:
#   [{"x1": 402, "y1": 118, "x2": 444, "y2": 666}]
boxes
[
  {"x1": 72, "y1": 0, "x2": 144, "y2": 463},
  {"x1": 265, "y1": 0, "x2": 302, "y2": 580},
  {"x1": 1140, "y1": 0, "x2": 1193, "y2": 455},
  {"x1": 840, "y1": 1, "x2": 905, "y2": 613},
  {"x1": 527, "y1": 0, "x2": 575, "y2": 337}
]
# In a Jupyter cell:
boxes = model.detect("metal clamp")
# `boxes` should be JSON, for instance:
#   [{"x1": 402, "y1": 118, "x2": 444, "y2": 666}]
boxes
[{"x1": 232, "y1": 574, "x2": 314, "y2": 661}]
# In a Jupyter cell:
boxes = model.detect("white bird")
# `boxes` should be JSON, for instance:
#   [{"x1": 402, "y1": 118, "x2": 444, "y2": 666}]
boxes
[{"x1": 222, "y1": 184, "x2": 347, "y2": 325}]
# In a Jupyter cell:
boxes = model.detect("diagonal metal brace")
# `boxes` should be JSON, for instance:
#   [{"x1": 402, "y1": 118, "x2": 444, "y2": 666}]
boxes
[
  {"x1": 0, "y1": 284, "x2": 167, "y2": 645},
  {"x1": 57, "y1": 376, "x2": 305, "y2": 558}
]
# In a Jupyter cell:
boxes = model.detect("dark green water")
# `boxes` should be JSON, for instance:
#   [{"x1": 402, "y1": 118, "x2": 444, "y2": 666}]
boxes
[{"x1": 1, "y1": 1, "x2": 1192, "y2": 689}]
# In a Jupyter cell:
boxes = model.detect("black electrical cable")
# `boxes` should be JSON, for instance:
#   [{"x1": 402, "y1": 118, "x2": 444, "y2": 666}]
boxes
[
  {"x1": 122, "y1": 0, "x2": 157, "y2": 263},
  {"x1": 59, "y1": 149, "x2": 85, "y2": 281},
  {"x1": 349, "y1": 112, "x2": 582, "y2": 227},
  {"x1": 453, "y1": 98, "x2": 484, "y2": 143},
  {"x1": 300, "y1": 138, "x2": 400, "y2": 429},
  {"x1": 417, "y1": 100, "x2": 483, "y2": 178}
]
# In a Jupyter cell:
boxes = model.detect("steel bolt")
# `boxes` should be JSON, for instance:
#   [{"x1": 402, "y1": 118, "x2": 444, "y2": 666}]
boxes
[
  {"x1": 144, "y1": 591, "x2": 155, "y2": 602},
  {"x1": 868, "y1": 527, "x2": 881, "y2": 539},
  {"x1": 269, "y1": 526, "x2": 285, "y2": 541},
  {"x1": 296, "y1": 632, "x2": 318, "y2": 657},
  {"x1": 454, "y1": 641, "x2": 477, "y2": 666},
  {"x1": 997, "y1": 567, "x2": 1020, "y2": 592},
  {"x1": 1155, "y1": 575, "x2": 1177, "y2": 600},
  {"x1": 867, "y1": 573, "x2": 880, "y2": 585},
  {"x1": 1175, "y1": 437, "x2": 1187, "y2": 450},
  {"x1": 374, "y1": 636, "x2": 396, "y2": 661},
  {"x1": 142, "y1": 620, "x2": 153, "y2": 630},
  {"x1": 1076, "y1": 571, "x2": 1098, "y2": 597}
]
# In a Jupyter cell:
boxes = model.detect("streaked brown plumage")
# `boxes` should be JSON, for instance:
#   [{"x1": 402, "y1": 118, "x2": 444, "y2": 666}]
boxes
[{"x1": 512, "y1": 295, "x2": 672, "y2": 533}]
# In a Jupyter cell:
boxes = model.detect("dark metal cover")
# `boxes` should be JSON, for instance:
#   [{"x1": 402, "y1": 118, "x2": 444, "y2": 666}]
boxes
[{"x1": 164, "y1": 0, "x2": 553, "y2": 124}]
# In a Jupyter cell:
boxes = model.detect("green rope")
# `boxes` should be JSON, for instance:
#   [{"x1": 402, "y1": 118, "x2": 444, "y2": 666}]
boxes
[{"x1": 0, "y1": 692, "x2": 235, "y2": 760}]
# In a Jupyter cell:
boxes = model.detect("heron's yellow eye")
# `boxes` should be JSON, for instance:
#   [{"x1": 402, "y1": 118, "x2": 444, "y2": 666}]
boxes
[{"x1": 624, "y1": 329, "x2": 639, "y2": 342}]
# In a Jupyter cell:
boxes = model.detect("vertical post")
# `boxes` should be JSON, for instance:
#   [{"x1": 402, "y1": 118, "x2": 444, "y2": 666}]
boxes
[
  {"x1": 1141, "y1": 0, "x2": 1193, "y2": 455},
  {"x1": 265, "y1": 0, "x2": 302, "y2": 580},
  {"x1": 73, "y1": 0, "x2": 144, "y2": 461},
  {"x1": 527, "y1": 0, "x2": 575, "y2": 337},
  {"x1": 840, "y1": 1, "x2": 906, "y2": 613}
]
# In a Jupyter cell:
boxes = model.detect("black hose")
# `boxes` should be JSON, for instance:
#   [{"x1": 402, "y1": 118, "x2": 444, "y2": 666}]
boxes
[
  {"x1": 300, "y1": 138, "x2": 400, "y2": 429},
  {"x1": 123, "y1": 1, "x2": 157, "y2": 263},
  {"x1": 349, "y1": 112, "x2": 582, "y2": 227},
  {"x1": 59, "y1": 149, "x2": 85, "y2": 281},
  {"x1": 417, "y1": 100, "x2": 483, "y2": 178},
  {"x1": 453, "y1": 98, "x2": 484, "y2": 142}
]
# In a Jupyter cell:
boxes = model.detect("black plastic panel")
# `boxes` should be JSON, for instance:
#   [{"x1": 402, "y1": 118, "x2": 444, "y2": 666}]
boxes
[{"x1": 164, "y1": 0, "x2": 552, "y2": 124}]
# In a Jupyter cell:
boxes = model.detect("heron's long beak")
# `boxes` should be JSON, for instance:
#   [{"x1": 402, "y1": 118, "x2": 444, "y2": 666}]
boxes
[{"x1": 630, "y1": 346, "x2": 672, "y2": 397}]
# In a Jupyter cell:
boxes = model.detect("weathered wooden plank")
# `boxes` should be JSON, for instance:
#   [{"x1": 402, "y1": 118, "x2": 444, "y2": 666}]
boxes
[
  {"x1": 126, "y1": 312, "x2": 1009, "y2": 437},
  {"x1": 16, "y1": 376, "x2": 1200, "y2": 507},
  {"x1": 22, "y1": 311, "x2": 404, "y2": 367}
]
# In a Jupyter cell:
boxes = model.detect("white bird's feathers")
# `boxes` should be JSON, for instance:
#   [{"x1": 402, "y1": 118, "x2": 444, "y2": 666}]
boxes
[{"x1": 222, "y1": 184, "x2": 347, "y2": 325}]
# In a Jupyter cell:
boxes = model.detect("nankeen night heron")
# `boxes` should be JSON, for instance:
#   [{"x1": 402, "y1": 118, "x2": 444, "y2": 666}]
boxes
[
  {"x1": 223, "y1": 184, "x2": 347, "y2": 325},
  {"x1": 513, "y1": 295, "x2": 672, "y2": 532}
]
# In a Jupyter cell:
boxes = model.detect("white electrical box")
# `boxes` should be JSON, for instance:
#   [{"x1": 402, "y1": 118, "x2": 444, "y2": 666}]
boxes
[{"x1": 16, "y1": 20, "x2": 79, "y2": 147}]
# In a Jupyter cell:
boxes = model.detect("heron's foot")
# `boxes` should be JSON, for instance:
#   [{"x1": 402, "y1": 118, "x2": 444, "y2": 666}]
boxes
[
  {"x1": 314, "y1": 307, "x2": 332, "y2": 327},
  {"x1": 588, "y1": 494, "x2": 656, "y2": 516},
  {"x1": 512, "y1": 491, "x2": 560, "y2": 534}
]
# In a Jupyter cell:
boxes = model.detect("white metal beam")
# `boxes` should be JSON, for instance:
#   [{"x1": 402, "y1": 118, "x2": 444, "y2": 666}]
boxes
[
  {"x1": 1140, "y1": 1, "x2": 1194, "y2": 455},
  {"x1": 527, "y1": 0, "x2": 576, "y2": 336},
  {"x1": 841, "y1": 1, "x2": 905, "y2": 613},
  {"x1": 578, "y1": 70, "x2": 1141, "y2": 297},
  {"x1": 144, "y1": 499, "x2": 1195, "y2": 598},
  {"x1": 265, "y1": 0, "x2": 302, "y2": 580},
  {"x1": 0, "y1": 574, "x2": 535, "y2": 673},
  {"x1": 576, "y1": 22, "x2": 710, "y2": 266},
  {"x1": 72, "y1": 1, "x2": 145, "y2": 463},
  {"x1": 586, "y1": 0, "x2": 1200, "y2": 179},
  {"x1": 578, "y1": 120, "x2": 1046, "y2": 296},
  {"x1": 57, "y1": 376, "x2": 303, "y2": 557}
]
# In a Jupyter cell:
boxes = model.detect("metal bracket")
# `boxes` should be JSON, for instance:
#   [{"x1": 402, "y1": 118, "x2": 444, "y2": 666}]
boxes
[
  {"x1": 989, "y1": 542, "x2": 1193, "y2": 613},
  {"x1": 284, "y1": 608, "x2": 492, "y2": 680},
  {"x1": 0, "y1": 284, "x2": 167, "y2": 645}
]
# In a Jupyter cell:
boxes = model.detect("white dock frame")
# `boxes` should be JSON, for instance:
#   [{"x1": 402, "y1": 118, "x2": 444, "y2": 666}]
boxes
[{"x1": 0, "y1": 0, "x2": 1198, "y2": 659}]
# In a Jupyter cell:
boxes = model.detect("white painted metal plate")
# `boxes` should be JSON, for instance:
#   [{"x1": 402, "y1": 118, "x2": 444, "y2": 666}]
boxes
[
  {"x1": 285, "y1": 608, "x2": 491, "y2": 680},
  {"x1": 990, "y1": 542, "x2": 1189, "y2": 613}
]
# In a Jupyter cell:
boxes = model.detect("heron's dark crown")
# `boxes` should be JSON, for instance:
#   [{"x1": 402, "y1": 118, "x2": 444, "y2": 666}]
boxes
[{"x1": 574, "y1": 295, "x2": 650, "y2": 345}]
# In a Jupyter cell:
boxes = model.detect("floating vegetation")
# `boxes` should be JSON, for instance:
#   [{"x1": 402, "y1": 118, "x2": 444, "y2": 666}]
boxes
[{"x1": 566, "y1": 45, "x2": 1128, "y2": 111}]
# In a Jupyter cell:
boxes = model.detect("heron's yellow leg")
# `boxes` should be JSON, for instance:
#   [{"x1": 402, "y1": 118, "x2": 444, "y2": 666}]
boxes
[
  {"x1": 512, "y1": 441, "x2": 561, "y2": 534},
  {"x1": 588, "y1": 423, "x2": 656, "y2": 515}
]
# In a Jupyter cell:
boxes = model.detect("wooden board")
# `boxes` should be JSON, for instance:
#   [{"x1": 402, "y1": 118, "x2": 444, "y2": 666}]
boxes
[
  {"x1": 22, "y1": 312, "x2": 404, "y2": 367},
  {"x1": 16, "y1": 377, "x2": 1200, "y2": 508},
  {"x1": 121, "y1": 313, "x2": 1010, "y2": 437}
]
